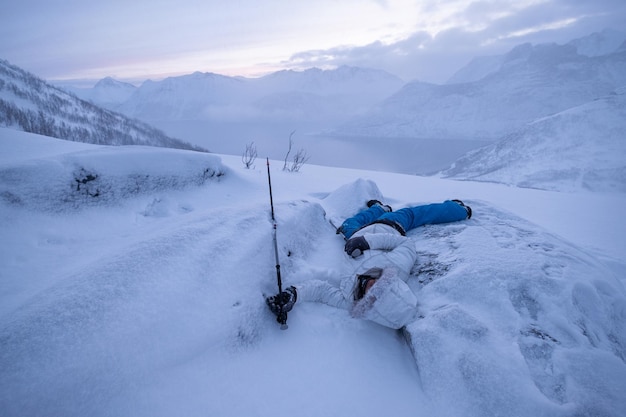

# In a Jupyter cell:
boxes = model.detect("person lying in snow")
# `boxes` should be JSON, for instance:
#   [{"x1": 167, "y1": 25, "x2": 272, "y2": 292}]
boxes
[{"x1": 266, "y1": 199, "x2": 472, "y2": 329}]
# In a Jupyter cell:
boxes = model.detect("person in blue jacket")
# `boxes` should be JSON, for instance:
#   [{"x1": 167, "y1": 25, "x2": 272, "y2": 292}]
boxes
[
  {"x1": 339, "y1": 198, "x2": 471, "y2": 239},
  {"x1": 266, "y1": 199, "x2": 472, "y2": 329},
  {"x1": 338, "y1": 198, "x2": 471, "y2": 256}
]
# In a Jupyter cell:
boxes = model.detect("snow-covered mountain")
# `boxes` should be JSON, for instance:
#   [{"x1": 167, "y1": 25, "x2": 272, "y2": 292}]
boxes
[
  {"x1": 1, "y1": 128, "x2": 625, "y2": 417},
  {"x1": 441, "y1": 88, "x2": 626, "y2": 193},
  {"x1": 0, "y1": 59, "x2": 203, "y2": 151},
  {"x1": 65, "y1": 77, "x2": 137, "y2": 109},
  {"x1": 333, "y1": 30, "x2": 626, "y2": 140},
  {"x1": 116, "y1": 71, "x2": 250, "y2": 121},
  {"x1": 568, "y1": 28, "x2": 626, "y2": 58},
  {"x1": 79, "y1": 66, "x2": 404, "y2": 123},
  {"x1": 255, "y1": 66, "x2": 403, "y2": 97}
]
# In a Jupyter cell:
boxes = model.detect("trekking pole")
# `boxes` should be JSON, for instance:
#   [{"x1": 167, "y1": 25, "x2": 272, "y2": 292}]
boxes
[{"x1": 266, "y1": 158, "x2": 288, "y2": 329}]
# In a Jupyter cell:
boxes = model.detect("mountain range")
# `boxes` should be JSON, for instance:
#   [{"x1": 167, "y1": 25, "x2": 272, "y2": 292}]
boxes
[
  {"x1": 67, "y1": 29, "x2": 626, "y2": 142},
  {"x1": 335, "y1": 30, "x2": 626, "y2": 140},
  {"x1": 68, "y1": 66, "x2": 405, "y2": 124}
]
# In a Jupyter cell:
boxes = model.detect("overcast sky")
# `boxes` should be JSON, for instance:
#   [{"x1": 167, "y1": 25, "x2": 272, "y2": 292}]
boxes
[{"x1": 1, "y1": 0, "x2": 625, "y2": 86}]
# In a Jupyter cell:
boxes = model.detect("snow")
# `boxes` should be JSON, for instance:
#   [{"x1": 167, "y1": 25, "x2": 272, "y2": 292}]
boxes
[{"x1": 1, "y1": 128, "x2": 625, "y2": 417}]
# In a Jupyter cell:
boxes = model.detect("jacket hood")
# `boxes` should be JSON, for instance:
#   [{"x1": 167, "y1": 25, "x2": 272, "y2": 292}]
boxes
[{"x1": 350, "y1": 267, "x2": 418, "y2": 329}]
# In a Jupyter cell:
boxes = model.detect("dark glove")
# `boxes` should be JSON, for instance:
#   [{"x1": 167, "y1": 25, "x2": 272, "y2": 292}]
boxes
[
  {"x1": 344, "y1": 236, "x2": 370, "y2": 258},
  {"x1": 367, "y1": 199, "x2": 392, "y2": 212},
  {"x1": 266, "y1": 286, "x2": 297, "y2": 316}
]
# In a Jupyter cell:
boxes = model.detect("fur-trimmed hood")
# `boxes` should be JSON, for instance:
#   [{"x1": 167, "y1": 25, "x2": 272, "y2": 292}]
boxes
[{"x1": 349, "y1": 267, "x2": 418, "y2": 329}]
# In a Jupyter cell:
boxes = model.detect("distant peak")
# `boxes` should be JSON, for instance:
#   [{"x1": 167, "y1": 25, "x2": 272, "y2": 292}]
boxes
[
  {"x1": 96, "y1": 76, "x2": 119, "y2": 85},
  {"x1": 94, "y1": 77, "x2": 136, "y2": 89}
]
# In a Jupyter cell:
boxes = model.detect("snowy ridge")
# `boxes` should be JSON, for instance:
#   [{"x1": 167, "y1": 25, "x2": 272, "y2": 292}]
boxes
[
  {"x1": 442, "y1": 88, "x2": 626, "y2": 193},
  {"x1": 448, "y1": 29, "x2": 626, "y2": 84},
  {"x1": 1, "y1": 129, "x2": 625, "y2": 417},
  {"x1": 568, "y1": 28, "x2": 626, "y2": 58}
]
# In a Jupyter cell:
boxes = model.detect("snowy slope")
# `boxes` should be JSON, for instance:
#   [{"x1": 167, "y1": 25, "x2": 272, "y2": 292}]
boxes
[
  {"x1": 1, "y1": 129, "x2": 625, "y2": 417},
  {"x1": 442, "y1": 88, "x2": 626, "y2": 193},
  {"x1": 334, "y1": 38, "x2": 626, "y2": 140},
  {"x1": 0, "y1": 60, "x2": 201, "y2": 151}
]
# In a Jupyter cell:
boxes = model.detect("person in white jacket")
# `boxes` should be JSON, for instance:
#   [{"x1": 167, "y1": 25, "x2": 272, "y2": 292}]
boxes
[{"x1": 266, "y1": 199, "x2": 472, "y2": 329}]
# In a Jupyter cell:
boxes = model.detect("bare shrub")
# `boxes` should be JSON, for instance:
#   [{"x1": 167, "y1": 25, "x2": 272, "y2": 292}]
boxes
[
  {"x1": 242, "y1": 142, "x2": 258, "y2": 169},
  {"x1": 282, "y1": 131, "x2": 310, "y2": 172}
]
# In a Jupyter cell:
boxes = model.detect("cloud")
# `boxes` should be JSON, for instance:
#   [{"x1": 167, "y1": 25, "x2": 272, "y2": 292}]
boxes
[
  {"x1": 1, "y1": 0, "x2": 624, "y2": 84},
  {"x1": 283, "y1": 0, "x2": 626, "y2": 83}
]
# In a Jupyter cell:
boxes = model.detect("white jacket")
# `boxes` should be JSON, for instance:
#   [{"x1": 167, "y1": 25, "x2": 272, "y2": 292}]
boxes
[{"x1": 296, "y1": 226, "x2": 418, "y2": 329}]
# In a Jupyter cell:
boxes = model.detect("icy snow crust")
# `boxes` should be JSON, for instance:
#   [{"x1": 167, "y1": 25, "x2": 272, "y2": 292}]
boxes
[{"x1": 1, "y1": 130, "x2": 625, "y2": 417}]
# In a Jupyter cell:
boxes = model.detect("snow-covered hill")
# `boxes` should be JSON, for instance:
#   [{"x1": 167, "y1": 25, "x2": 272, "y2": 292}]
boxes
[
  {"x1": 441, "y1": 88, "x2": 626, "y2": 193},
  {"x1": 333, "y1": 31, "x2": 626, "y2": 140},
  {"x1": 1, "y1": 128, "x2": 625, "y2": 417},
  {"x1": 0, "y1": 59, "x2": 203, "y2": 151}
]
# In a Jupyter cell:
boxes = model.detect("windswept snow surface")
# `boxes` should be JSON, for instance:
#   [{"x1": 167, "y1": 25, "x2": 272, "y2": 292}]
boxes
[{"x1": 1, "y1": 129, "x2": 625, "y2": 417}]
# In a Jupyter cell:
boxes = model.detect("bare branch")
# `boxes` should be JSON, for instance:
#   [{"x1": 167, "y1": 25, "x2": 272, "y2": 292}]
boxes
[
  {"x1": 289, "y1": 148, "x2": 310, "y2": 172},
  {"x1": 242, "y1": 142, "x2": 258, "y2": 169},
  {"x1": 283, "y1": 130, "x2": 296, "y2": 171}
]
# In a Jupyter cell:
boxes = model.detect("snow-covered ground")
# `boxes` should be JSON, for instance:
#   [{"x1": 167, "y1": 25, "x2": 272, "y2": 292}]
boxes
[{"x1": 1, "y1": 128, "x2": 625, "y2": 417}]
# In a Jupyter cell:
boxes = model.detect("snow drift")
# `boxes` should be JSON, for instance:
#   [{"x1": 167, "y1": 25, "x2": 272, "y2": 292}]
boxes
[{"x1": 0, "y1": 131, "x2": 224, "y2": 211}]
